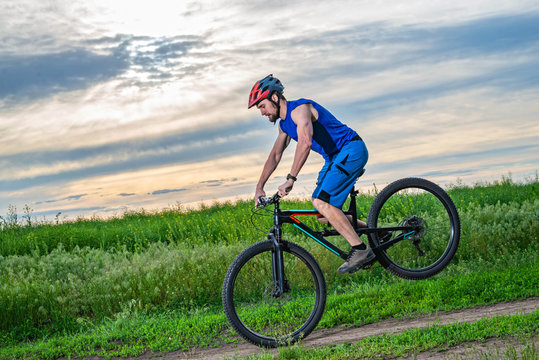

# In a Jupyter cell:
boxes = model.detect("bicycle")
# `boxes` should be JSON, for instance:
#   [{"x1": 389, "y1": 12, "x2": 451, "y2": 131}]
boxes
[{"x1": 222, "y1": 175, "x2": 460, "y2": 348}]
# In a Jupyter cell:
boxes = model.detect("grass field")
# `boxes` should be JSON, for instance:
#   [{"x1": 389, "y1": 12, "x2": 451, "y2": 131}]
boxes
[{"x1": 0, "y1": 176, "x2": 537, "y2": 359}]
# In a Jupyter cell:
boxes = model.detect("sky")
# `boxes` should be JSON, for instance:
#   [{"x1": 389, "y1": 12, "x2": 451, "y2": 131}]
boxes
[{"x1": 1, "y1": 0, "x2": 538, "y2": 221}]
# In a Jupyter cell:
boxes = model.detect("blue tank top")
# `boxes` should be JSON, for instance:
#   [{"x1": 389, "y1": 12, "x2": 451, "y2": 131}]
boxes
[{"x1": 279, "y1": 99, "x2": 358, "y2": 161}]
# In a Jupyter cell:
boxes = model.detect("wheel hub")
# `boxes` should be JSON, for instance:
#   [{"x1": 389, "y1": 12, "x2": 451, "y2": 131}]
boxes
[
  {"x1": 264, "y1": 282, "x2": 291, "y2": 306},
  {"x1": 401, "y1": 215, "x2": 427, "y2": 241}
]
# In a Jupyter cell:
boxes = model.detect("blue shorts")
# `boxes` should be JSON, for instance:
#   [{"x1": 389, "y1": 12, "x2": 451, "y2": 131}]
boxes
[{"x1": 312, "y1": 140, "x2": 368, "y2": 209}]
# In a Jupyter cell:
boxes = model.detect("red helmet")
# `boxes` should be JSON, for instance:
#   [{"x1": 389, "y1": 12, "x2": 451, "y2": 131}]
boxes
[{"x1": 248, "y1": 74, "x2": 284, "y2": 108}]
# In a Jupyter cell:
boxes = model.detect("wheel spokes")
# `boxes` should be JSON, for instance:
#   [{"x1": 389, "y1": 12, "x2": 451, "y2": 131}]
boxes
[
  {"x1": 375, "y1": 187, "x2": 453, "y2": 271},
  {"x1": 231, "y1": 250, "x2": 318, "y2": 339}
]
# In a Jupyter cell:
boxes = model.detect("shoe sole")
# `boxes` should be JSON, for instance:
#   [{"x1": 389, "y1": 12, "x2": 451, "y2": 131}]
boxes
[{"x1": 338, "y1": 252, "x2": 377, "y2": 274}]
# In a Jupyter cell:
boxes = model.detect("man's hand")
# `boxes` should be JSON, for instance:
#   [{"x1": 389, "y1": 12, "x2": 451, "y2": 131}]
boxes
[
  {"x1": 278, "y1": 179, "x2": 295, "y2": 198},
  {"x1": 254, "y1": 188, "x2": 266, "y2": 207}
]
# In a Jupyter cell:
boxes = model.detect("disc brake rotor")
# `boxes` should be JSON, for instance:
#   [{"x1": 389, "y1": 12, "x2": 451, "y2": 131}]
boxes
[{"x1": 263, "y1": 283, "x2": 291, "y2": 307}]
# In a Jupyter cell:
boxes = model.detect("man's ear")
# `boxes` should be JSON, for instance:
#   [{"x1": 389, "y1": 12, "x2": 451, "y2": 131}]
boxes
[{"x1": 271, "y1": 93, "x2": 279, "y2": 102}]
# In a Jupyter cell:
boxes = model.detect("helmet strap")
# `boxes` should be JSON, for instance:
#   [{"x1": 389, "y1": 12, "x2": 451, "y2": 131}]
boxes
[{"x1": 269, "y1": 92, "x2": 282, "y2": 120}]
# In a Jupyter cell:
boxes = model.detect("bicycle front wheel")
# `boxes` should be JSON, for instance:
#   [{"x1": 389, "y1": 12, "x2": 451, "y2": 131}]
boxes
[
  {"x1": 222, "y1": 240, "x2": 326, "y2": 347},
  {"x1": 367, "y1": 177, "x2": 460, "y2": 280}
]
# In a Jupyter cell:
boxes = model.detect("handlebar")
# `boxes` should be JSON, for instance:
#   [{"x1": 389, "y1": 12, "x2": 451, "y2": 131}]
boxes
[{"x1": 257, "y1": 193, "x2": 281, "y2": 208}]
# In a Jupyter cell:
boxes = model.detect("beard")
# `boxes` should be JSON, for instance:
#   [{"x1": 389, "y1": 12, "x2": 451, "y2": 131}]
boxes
[{"x1": 268, "y1": 114, "x2": 278, "y2": 123}]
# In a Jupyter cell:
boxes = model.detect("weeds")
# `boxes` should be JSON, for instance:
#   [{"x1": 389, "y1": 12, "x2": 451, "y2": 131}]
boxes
[
  {"x1": 1, "y1": 179, "x2": 536, "y2": 256},
  {"x1": 0, "y1": 178, "x2": 537, "y2": 358}
]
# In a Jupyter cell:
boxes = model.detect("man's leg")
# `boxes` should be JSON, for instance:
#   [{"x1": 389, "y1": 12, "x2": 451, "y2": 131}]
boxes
[
  {"x1": 316, "y1": 214, "x2": 367, "y2": 228},
  {"x1": 311, "y1": 140, "x2": 372, "y2": 273},
  {"x1": 313, "y1": 197, "x2": 375, "y2": 274},
  {"x1": 312, "y1": 198, "x2": 364, "y2": 246}
]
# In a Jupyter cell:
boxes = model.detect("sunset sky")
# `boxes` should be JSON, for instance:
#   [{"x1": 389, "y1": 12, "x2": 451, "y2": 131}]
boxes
[{"x1": 1, "y1": 1, "x2": 538, "y2": 221}]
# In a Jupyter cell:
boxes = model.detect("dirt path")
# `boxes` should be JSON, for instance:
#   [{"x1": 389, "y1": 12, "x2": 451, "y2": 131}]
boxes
[
  {"x1": 396, "y1": 335, "x2": 538, "y2": 359},
  {"x1": 155, "y1": 298, "x2": 537, "y2": 360}
]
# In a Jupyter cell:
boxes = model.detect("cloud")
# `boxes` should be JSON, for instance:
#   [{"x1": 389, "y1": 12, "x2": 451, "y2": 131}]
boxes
[
  {"x1": 35, "y1": 193, "x2": 87, "y2": 205},
  {"x1": 359, "y1": 139, "x2": 539, "y2": 188},
  {"x1": 150, "y1": 188, "x2": 186, "y2": 195},
  {"x1": 1, "y1": 3, "x2": 539, "y2": 220},
  {"x1": 112, "y1": 34, "x2": 208, "y2": 87},
  {"x1": 0, "y1": 119, "x2": 268, "y2": 191},
  {"x1": 0, "y1": 49, "x2": 128, "y2": 103},
  {"x1": 279, "y1": 13, "x2": 539, "y2": 104},
  {"x1": 200, "y1": 178, "x2": 239, "y2": 187},
  {"x1": 0, "y1": 33, "x2": 209, "y2": 106}
]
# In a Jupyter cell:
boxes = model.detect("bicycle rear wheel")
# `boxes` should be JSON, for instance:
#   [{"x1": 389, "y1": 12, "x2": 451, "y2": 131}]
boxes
[
  {"x1": 367, "y1": 177, "x2": 460, "y2": 280},
  {"x1": 222, "y1": 240, "x2": 326, "y2": 347}
]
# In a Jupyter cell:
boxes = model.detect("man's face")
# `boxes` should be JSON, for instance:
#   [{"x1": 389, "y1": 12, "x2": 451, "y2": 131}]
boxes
[{"x1": 256, "y1": 99, "x2": 278, "y2": 123}]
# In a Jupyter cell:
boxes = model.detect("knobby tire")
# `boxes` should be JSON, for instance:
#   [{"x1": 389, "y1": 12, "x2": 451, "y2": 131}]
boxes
[
  {"x1": 222, "y1": 240, "x2": 326, "y2": 347},
  {"x1": 367, "y1": 177, "x2": 460, "y2": 280}
]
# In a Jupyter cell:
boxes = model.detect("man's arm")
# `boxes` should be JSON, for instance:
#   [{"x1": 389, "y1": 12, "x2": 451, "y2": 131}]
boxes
[
  {"x1": 289, "y1": 104, "x2": 313, "y2": 177},
  {"x1": 277, "y1": 104, "x2": 313, "y2": 197},
  {"x1": 255, "y1": 127, "x2": 290, "y2": 201}
]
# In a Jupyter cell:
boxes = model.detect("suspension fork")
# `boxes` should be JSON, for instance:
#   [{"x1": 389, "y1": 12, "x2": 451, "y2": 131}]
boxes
[{"x1": 269, "y1": 201, "x2": 287, "y2": 297}]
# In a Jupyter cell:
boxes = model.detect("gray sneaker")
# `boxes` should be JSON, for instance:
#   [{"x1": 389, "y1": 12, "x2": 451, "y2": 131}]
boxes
[{"x1": 338, "y1": 247, "x2": 376, "y2": 274}]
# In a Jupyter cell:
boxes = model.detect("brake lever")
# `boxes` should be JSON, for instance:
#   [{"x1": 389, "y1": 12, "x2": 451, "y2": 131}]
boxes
[
  {"x1": 257, "y1": 196, "x2": 268, "y2": 208},
  {"x1": 257, "y1": 193, "x2": 281, "y2": 208}
]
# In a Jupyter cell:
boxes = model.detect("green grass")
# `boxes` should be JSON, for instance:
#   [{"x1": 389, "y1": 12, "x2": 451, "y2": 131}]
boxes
[
  {"x1": 1, "y1": 177, "x2": 536, "y2": 256},
  {"x1": 0, "y1": 176, "x2": 537, "y2": 359},
  {"x1": 0, "y1": 249, "x2": 536, "y2": 359},
  {"x1": 1, "y1": 196, "x2": 536, "y2": 338}
]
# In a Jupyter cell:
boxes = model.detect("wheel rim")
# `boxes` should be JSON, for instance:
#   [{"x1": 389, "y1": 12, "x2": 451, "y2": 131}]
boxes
[
  {"x1": 373, "y1": 185, "x2": 456, "y2": 273},
  {"x1": 230, "y1": 248, "x2": 321, "y2": 343}
]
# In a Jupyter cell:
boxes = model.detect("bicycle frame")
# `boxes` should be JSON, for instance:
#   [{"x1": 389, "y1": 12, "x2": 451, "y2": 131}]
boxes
[
  {"x1": 266, "y1": 189, "x2": 419, "y2": 296},
  {"x1": 224, "y1": 177, "x2": 459, "y2": 347}
]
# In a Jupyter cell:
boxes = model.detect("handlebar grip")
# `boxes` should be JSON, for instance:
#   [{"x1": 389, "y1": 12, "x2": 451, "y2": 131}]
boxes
[{"x1": 257, "y1": 196, "x2": 268, "y2": 207}]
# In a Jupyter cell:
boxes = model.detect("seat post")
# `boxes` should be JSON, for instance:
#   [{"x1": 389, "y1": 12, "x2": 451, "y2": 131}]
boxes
[
  {"x1": 349, "y1": 186, "x2": 359, "y2": 230},
  {"x1": 348, "y1": 168, "x2": 365, "y2": 230}
]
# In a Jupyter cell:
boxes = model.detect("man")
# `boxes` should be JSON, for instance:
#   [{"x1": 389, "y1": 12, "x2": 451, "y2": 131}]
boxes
[{"x1": 249, "y1": 74, "x2": 374, "y2": 274}]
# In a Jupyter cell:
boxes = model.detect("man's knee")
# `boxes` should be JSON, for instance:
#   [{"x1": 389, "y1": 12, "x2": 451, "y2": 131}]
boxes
[
  {"x1": 312, "y1": 197, "x2": 328, "y2": 210},
  {"x1": 313, "y1": 198, "x2": 330, "y2": 224}
]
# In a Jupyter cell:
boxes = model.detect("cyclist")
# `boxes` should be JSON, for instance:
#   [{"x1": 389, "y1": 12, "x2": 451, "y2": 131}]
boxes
[{"x1": 249, "y1": 74, "x2": 373, "y2": 274}]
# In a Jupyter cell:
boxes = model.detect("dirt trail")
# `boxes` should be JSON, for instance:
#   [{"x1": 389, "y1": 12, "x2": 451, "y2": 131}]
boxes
[
  {"x1": 397, "y1": 336, "x2": 538, "y2": 359},
  {"x1": 154, "y1": 298, "x2": 537, "y2": 360}
]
